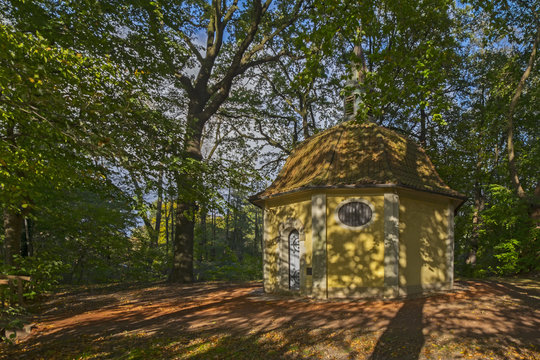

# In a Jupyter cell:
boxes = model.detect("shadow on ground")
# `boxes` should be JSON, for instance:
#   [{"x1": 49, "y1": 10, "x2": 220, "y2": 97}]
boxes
[{"x1": 2, "y1": 279, "x2": 539, "y2": 359}]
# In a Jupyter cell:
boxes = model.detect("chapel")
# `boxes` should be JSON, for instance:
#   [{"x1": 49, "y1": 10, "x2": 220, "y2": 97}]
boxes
[{"x1": 250, "y1": 118, "x2": 465, "y2": 298}]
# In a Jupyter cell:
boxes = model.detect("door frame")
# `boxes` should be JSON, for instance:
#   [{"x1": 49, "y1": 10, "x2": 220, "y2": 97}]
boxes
[{"x1": 278, "y1": 218, "x2": 305, "y2": 293}]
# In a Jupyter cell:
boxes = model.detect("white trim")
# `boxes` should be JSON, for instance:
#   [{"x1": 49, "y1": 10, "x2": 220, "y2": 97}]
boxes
[
  {"x1": 311, "y1": 194, "x2": 327, "y2": 299},
  {"x1": 299, "y1": 232, "x2": 306, "y2": 295},
  {"x1": 334, "y1": 198, "x2": 376, "y2": 230},
  {"x1": 447, "y1": 203, "x2": 455, "y2": 289},
  {"x1": 383, "y1": 193, "x2": 399, "y2": 298},
  {"x1": 262, "y1": 208, "x2": 268, "y2": 292}
]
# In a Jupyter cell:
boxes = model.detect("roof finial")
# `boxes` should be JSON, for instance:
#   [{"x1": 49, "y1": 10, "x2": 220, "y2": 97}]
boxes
[{"x1": 344, "y1": 26, "x2": 368, "y2": 121}]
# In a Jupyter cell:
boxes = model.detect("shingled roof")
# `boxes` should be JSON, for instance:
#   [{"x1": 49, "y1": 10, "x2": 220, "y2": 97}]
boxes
[{"x1": 251, "y1": 121, "x2": 465, "y2": 201}]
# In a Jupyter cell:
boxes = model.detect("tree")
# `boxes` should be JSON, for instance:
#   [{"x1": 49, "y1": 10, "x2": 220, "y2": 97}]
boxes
[
  {"x1": 469, "y1": 0, "x2": 539, "y2": 207},
  {"x1": 0, "y1": 22, "x2": 139, "y2": 266},
  {"x1": 435, "y1": 1, "x2": 539, "y2": 275},
  {"x1": 110, "y1": 0, "x2": 309, "y2": 282},
  {"x1": 221, "y1": 42, "x2": 344, "y2": 175}
]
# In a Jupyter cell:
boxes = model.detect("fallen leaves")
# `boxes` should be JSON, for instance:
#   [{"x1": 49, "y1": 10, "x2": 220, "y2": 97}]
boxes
[{"x1": 2, "y1": 279, "x2": 539, "y2": 359}]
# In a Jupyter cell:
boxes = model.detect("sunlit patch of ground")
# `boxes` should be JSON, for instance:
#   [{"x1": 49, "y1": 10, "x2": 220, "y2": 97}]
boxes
[{"x1": 2, "y1": 278, "x2": 539, "y2": 359}]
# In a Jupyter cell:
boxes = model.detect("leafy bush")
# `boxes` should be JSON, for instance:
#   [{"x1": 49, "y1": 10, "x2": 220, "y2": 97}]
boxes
[
  {"x1": 195, "y1": 251, "x2": 262, "y2": 282},
  {"x1": 455, "y1": 185, "x2": 539, "y2": 277},
  {"x1": 6, "y1": 255, "x2": 68, "y2": 299},
  {"x1": 481, "y1": 185, "x2": 538, "y2": 276}
]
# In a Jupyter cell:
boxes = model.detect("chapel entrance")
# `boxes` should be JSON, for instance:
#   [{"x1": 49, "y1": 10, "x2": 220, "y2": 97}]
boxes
[{"x1": 289, "y1": 230, "x2": 300, "y2": 290}]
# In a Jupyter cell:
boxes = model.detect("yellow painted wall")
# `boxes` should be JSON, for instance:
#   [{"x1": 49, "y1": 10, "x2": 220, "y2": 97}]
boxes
[
  {"x1": 398, "y1": 193, "x2": 449, "y2": 290},
  {"x1": 263, "y1": 187, "x2": 454, "y2": 297},
  {"x1": 263, "y1": 193, "x2": 312, "y2": 292},
  {"x1": 326, "y1": 191, "x2": 385, "y2": 292}
]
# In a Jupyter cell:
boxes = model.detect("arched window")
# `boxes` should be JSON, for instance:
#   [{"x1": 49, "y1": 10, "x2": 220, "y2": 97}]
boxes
[{"x1": 288, "y1": 230, "x2": 300, "y2": 290}]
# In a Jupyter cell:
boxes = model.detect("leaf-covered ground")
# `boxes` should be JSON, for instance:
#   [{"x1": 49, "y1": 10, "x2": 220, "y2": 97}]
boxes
[{"x1": 2, "y1": 278, "x2": 539, "y2": 359}]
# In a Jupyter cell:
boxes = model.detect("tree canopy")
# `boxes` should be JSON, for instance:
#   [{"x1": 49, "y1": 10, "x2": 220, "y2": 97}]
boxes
[{"x1": 0, "y1": 0, "x2": 538, "y2": 292}]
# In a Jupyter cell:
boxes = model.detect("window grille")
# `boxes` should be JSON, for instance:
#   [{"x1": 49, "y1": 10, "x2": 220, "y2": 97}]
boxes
[{"x1": 338, "y1": 201, "x2": 372, "y2": 227}]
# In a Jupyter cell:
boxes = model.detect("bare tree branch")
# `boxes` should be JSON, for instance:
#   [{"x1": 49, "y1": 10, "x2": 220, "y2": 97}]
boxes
[{"x1": 220, "y1": 110, "x2": 292, "y2": 155}]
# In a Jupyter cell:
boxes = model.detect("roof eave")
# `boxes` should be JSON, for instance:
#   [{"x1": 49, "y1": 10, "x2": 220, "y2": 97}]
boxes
[
  {"x1": 249, "y1": 183, "x2": 467, "y2": 205},
  {"x1": 248, "y1": 194, "x2": 265, "y2": 208}
]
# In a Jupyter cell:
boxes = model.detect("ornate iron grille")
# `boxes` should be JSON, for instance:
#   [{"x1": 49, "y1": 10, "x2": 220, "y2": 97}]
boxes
[{"x1": 288, "y1": 230, "x2": 300, "y2": 290}]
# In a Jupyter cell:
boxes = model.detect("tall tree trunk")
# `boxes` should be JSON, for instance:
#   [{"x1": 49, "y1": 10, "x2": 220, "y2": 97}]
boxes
[
  {"x1": 165, "y1": 202, "x2": 170, "y2": 251},
  {"x1": 163, "y1": 0, "x2": 304, "y2": 282},
  {"x1": 507, "y1": 25, "x2": 539, "y2": 199},
  {"x1": 467, "y1": 139, "x2": 486, "y2": 269},
  {"x1": 169, "y1": 120, "x2": 203, "y2": 283},
  {"x1": 170, "y1": 200, "x2": 174, "y2": 256},
  {"x1": 21, "y1": 217, "x2": 30, "y2": 257},
  {"x1": 211, "y1": 209, "x2": 216, "y2": 261},
  {"x1": 143, "y1": 0, "x2": 303, "y2": 282},
  {"x1": 200, "y1": 206, "x2": 208, "y2": 262},
  {"x1": 3, "y1": 210, "x2": 23, "y2": 266},
  {"x1": 225, "y1": 185, "x2": 231, "y2": 247},
  {"x1": 292, "y1": 119, "x2": 298, "y2": 144},
  {"x1": 232, "y1": 208, "x2": 238, "y2": 255},
  {"x1": 77, "y1": 253, "x2": 85, "y2": 284},
  {"x1": 24, "y1": 218, "x2": 33, "y2": 257},
  {"x1": 302, "y1": 113, "x2": 310, "y2": 139},
  {"x1": 467, "y1": 184, "x2": 484, "y2": 268},
  {"x1": 169, "y1": 200, "x2": 196, "y2": 283},
  {"x1": 153, "y1": 173, "x2": 164, "y2": 247},
  {"x1": 299, "y1": 94, "x2": 310, "y2": 139},
  {"x1": 310, "y1": 105, "x2": 317, "y2": 133}
]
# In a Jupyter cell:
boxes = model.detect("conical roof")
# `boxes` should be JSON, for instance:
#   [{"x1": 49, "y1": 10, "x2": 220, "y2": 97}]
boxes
[{"x1": 252, "y1": 121, "x2": 465, "y2": 201}]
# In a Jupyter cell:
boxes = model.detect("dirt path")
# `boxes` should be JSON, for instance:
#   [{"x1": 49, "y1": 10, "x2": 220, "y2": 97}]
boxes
[{"x1": 2, "y1": 279, "x2": 539, "y2": 359}]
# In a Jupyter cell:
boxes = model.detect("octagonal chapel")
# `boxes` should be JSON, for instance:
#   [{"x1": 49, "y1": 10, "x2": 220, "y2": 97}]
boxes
[{"x1": 250, "y1": 120, "x2": 466, "y2": 298}]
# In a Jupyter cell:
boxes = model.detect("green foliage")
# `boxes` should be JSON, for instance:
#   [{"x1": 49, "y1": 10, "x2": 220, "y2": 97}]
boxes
[
  {"x1": 196, "y1": 253, "x2": 262, "y2": 282},
  {"x1": 0, "y1": 0, "x2": 156, "y2": 286},
  {"x1": 122, "y1": 229, "x2": 170, "y2": 282},
  {"x1": 191, "y1": 190, "x2": 263, "y2": 282},
  {"x1": 0, "y1": 311, "x2": 25, "y2": 343},
  {"x1": 432, "y1": 0, "x2": 539, "y2": 279},
  {"x1": 481, "y1": 185, "x2": 538, "y2": 276},
  {"x1": 455, "y1": 185, "x2": 539, "y2": 277},
  {"x1": 1, "y1": 0, "x2": 538, "y2": 291},
  {"x1": 0, "y1": 21, "x2": 133, "y2": 212},
  {"x1": 11, "y1": 255, "x2": 67, "y2": 298},
  {"x1": 28, "y1": 186, "x2": 168, "y2": 285}
]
